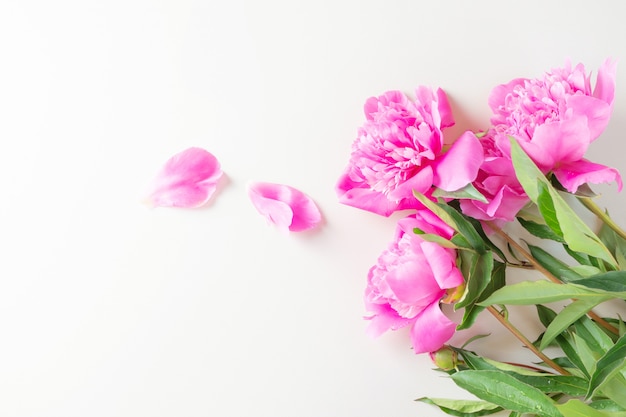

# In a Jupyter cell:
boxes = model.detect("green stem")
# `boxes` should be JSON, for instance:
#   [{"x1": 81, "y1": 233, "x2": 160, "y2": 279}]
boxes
[
  {"x1": 492, "y1": 225, "x2": 620, "y2": 336},
  {"x1": 580, "y1": 197, "x2": 626, "y2": 241},
  {"x1": 487, "y1": 306, "x2": 570, "y2": 375}
]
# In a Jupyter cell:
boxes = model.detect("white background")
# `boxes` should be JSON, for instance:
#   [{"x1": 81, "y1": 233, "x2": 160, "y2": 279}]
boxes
[{"x1": 1, "y1": 1, "x2": 625, "y2": 416}]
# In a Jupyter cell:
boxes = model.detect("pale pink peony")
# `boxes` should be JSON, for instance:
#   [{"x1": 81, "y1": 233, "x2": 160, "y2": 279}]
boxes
[
  {"x1": 364, "y1": 211, "x2": 464, "y2": 354},
  {"x1": 460, "y1": 131, "x2": 530, "y2": 223},
  {"x1": 248, "y1": 182, "x2": 322, "y2": 232},
  {"x1": 489, "y1": 59, "x2": 621, "y2": 193},
  {"x1": 146, "y1": 147, "x2": 223, "y2": 208},
  {"x1": 336, "y1": 88, "x2": 483, "y2": 216}
]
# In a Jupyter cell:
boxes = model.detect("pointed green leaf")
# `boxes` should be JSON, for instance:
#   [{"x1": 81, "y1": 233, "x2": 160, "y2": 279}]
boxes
[
  {"x1": 540, "y1": 298, "x2": 609, "y2": 350},
  {"x1": 588, "y1": 399, "x2": 626, "y2": 413},
  {"x1": 537, "y1": 180, "x2": 564, "y2": 238},
  {"x1": 416, "y1": 397, "x2": 502, "y2": 416},
  {"x1": 478, "y1": 281, "x2": 608, "y2": 306},
  {"x1": 599, "y1": 375, "x2": 626, "y2": 409},
  {"x1": 509, "y1": 138, "x2": 617, "y2": 267},
  {"x1": 527, "y1": 244, "x2": 585, "y2": 282},
  {"x1": 588, "y1": 332, "x2": 626, "y2": 398},
  {"x1": 433, "y1": 183, "x2": 489, "y2": 203},
  {"x1": 574, "y1": 316, "x2": 614, "y2": 353},
  {"x1": 556, "y1": 399, "x2": 614, "y2": 417},
  {"x1": 574, "y1": 271, "x2": 626, "y2": 295},
  {"x1": 517, "y1": 217, "x2": 566, "y2": 243},
  {"x1": 572, "y1": 333, "x2": 601, "y2": 376},
  {"x1": 457, "y1": 251, "x2": 493, "y2": 309},
  {"x1": 412, "y1": 229, "x2": 460, "y2": 249},
  {"x1": 459, "y1": 350, "x2": 588, "y2": 396},
  {"x1": 450, "y1": 370, "x2": 562, "y2": 417},
  {"x1": 458, "y1": 260, "x2": 505, "y2": 330}
]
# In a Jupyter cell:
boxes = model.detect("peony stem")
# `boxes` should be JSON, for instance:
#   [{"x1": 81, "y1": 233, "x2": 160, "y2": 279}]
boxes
[
  {"x1": 487, "y1": 306, "x2": 570, "y2": 376},
  {"x1": 492, "y1": 225, "x2": 620, "y2": 336},
  {"x1": 580, "y1": 197, "x2": 626, "y2": 241},
  {"x1": 492, "y1": 227, "x2": 560, "y2": 284}
]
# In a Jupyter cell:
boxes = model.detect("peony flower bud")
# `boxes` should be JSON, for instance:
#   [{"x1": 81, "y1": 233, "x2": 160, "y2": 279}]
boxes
[{"x1": 429, "y1": 346, "x2": 458, "y2": 371}]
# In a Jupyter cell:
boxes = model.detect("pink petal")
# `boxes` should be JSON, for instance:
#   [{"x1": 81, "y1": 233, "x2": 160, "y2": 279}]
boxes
[
  {"x1": 147, "y1": 147, "x2": 223, "y2": 208},
  {"x1": 432, "y1": 131, "x2": 484, "y2": 191},
  {"x1": 526, "y1": 116, "x2": 590, "y2": 169},
  {"x1": 248, "y1": 182, "x2": 322, "y2": 232},
  {"x1": 553, "y1": 159, "x2": 623, "y2": 193},
  {"x1": 593, "y1": 58, "x2": 617, "y2": 106},
  {"x1": 364, "y1": 303, "x2": 412, "y2": 338},
  {"x1": 420, "y1": 241, "x2": 464, "y2": 289},
  {"x1": 336, "y1": 170, "x2": 402, "y2": 216},
  {"x1": 568, "y1": 95, "x2": 612, "y2": 142},
  {"x1": 409, "y1": 301, "x2": 457, "y2": 354}
]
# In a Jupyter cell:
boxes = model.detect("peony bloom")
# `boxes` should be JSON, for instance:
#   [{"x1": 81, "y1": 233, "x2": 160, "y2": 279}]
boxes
[
  {"x1": 146, "y1": 147, "x2": 223, "y2": 208},
  {"x1": 248, "y1": 182, "x2": 322, "y2": 232},
  {"x1": 336, "y1": 88, "x2": 483, "y2": 216},
  {"x1": 460, "y1": 130, "x2": 530, "y2": 224},
  {"x1": 364, "y1": 211, "x2": 464, "y2": 354},
  {"x1": 489, "y1": 59, "x2": 622, "y2": 193}
]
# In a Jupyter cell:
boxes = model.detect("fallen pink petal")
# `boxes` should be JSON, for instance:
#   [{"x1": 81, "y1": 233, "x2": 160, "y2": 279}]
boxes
[
  {"x1": 248, "y1": 182, "x2": 322, "y2": 232},
  {"x1": 146, "y1": 147, "x2": 223, "y2": 208}
]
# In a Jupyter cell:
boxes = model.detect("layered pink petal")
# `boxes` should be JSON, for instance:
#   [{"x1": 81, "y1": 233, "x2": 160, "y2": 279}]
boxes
[
  {"x1": 147, "y1": 147, "x2": 223, "y2": 208},
  {"x1": 409, "y1": 301, "x2": 457, "y2": 354},
  {"x1": 421, "y1": 241, "x2": 464, "y2": 289},
  {"x1": 364, "y1": 303, "x2": 412, "y2": 338},
  {"x1": 593, "y1": 58, "x2": 617, "y2": 106},
  {"x1": 553, "y1": 159, "x2": 623, "y2": 193},
  {"x1": 527, "y1": 116, "x2": 590, "y2": 168},
  {"x1": 248, "y1": 182, "x2": 321, "y2": 232},
  {"x1": 432, "y1": 131, "x2": 484, "y2": 191}
]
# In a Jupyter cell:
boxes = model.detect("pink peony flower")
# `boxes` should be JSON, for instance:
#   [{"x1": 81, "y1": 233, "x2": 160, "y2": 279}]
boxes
[
  {"x1": 364, "y1": 211, "x2": 464, "y2": 354},
  {"x1": 489, "y1": 59, "x2": 622, "y2": 193},
  {"x1": 248, "y1": 182, "x2": 322, "y2": 232},
  {"x1": 146, "y1": 147, "x2": 223, "y2": 208},
  {"x1": 460, "y1": 131, "x2": 530, "y2": 223},
  {"x1": 336, "y1": 88, "x2": 483, "y2": 216}
]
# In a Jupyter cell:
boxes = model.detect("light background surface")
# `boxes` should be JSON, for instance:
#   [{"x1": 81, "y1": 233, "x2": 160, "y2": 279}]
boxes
[{"x1": 1, "y1": 1, "x2": 625, "y2": 416}]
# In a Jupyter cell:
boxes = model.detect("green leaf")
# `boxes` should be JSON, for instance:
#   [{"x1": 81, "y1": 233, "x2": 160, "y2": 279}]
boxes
[
  {"x1": 509, "y1": 138, "x2": 617, "y2": 267},
  {"x1": 456, "y1": 251, "x2": 494, "y2": 310},
  {"x1": 527, "y1": 244, "x2": 585, "y2": 282},
  {"x1": 450, "y1": 370, "x2": 562, "y2": 417},
  {"x1": 458, "y1": 260, "x2": 505, "y2": 330},
  {"x1": 537, "y1": 179, "x2": 564, "y2": 239},
  {"x1": 588, "y1": 332, "x2": 626, "y2": 398},
  {"x1": 459, "y1": 350, "x2": 588, "y2": 396},
  {"x1": 572, "y1": 333, "x2": 601, "y2": 376},
  {"x1": 517, "y1": 216, "x2": 566, "y2": 243},
  {"x1": 478, "y1": 281, "x2": 608, "y2": 306},
  {"x1": 433, "y1": 183, "x2": 489, "y2": 203},
  {"x1": 589, "y1": 399, "x2": 626, "y2": 413},
  {"x1": 574, "y1": 271, "x2": 626, "y2": 295},
  {"x1": 413, "y1": 191, "x2": 460, "y2": 233},
  {"x1": 416, "y1": 397, "x2": 502, "y2": 416},
  {"x1": 413, "y1": 229, "x2": 460, "y2": 249},
  {"x1": 599, "y1": 375, "x2": 626, "y2": 409},
  {"x1": 570, "y1": 265, "x2": 602, "y2": 277},
  {"x1": 574, "y1": 316, "x2": 614, "y2": 353},
  {"x1": 540, "y1": 298, "x2": 610, "y2": 350},
  {"x1": 556, "y1": 399, "x2": 614, "y2": 417},
  {"x1": 437, "y1": 203, "x2": 487, "y2": 253}
]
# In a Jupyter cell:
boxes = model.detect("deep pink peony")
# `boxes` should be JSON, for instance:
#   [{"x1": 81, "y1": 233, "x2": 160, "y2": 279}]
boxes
[
  {"x1": 489, "y1": 59, "x2": 622, "y2": 193},
  {"x1": 146, "y1": 147, "x2": 223, "y2": 208},
  {"x1": 337, "y1": 88, "x2": 483, "y2": 216},
  {"x1": 364, "y1": 210, "x2": 464, "y2": 354},
  {"x1": 248, "y1": 182, "x2": 322, "y2": 232},
  {"x1": 460, "y1": 131, "x2": 530, "y2": 223}
]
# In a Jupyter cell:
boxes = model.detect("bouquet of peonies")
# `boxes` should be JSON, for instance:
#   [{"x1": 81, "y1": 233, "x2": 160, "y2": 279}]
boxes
[{"x1": 337, "y1": 60, "x2": 626, "y2": 416}]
